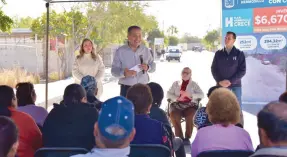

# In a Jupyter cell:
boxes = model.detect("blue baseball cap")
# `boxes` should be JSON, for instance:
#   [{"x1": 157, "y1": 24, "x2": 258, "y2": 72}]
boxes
[
  {"x1": 80, "y1": 75, "x2": 97, "y2": 96},
  {"x1": 98, "y1": 96, "x2": 135, "y2": 141}
]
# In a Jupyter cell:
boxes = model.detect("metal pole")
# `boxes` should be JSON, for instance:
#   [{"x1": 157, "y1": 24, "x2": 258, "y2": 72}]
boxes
[{"x1": 45, "y1": 2, "x2": 50, "y2": 110}]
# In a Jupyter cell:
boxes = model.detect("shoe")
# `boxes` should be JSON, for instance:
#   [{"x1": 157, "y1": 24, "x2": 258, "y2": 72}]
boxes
[{"x1": 183, "y1": 138, "x2": 190, "y2": 145}]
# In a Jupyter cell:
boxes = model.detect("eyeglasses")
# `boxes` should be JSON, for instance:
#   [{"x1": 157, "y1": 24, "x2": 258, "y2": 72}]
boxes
[{"x1": 182, "y1": 72, "x2": 190, "y2": 75}]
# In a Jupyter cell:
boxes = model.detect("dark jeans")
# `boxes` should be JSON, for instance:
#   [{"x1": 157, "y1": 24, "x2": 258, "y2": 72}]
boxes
[{"x1": 120, "y1": 84, "x2": 131, "y2": 97}]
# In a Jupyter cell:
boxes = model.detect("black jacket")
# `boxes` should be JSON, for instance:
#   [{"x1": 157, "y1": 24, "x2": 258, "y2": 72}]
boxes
[
  {"x1": 211, "y1": 47, "x2": 246, "y2": 87},
  {"x1": 42, "y1": 103, "x2": 98, "y2": 150}
]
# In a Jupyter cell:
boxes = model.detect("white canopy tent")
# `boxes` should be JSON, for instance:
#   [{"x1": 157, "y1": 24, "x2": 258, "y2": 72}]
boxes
[{"x1": 42, "y1": 0, "x2": 155, "y2": 109}]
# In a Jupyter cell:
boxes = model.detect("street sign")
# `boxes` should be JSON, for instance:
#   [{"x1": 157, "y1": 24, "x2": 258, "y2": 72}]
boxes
[{"x1": 154, "y1": 38, "x2": 164, "y2": 45}]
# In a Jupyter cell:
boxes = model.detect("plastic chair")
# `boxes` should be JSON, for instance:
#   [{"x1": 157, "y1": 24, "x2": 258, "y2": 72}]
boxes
[
  {"x1": 129, "y1": 144, "x2": 171, "y2": 157},
  {"x1": 34, "y1": 147, "x2": 89, "y2": 157},
  {"x1": 197, "y1": 150, "x2": 254, "y2": 157}
]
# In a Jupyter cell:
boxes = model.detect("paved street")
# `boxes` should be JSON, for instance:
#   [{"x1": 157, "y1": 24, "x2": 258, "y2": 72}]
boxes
[{"x1": 35, "y1": 50, "x2": 286, "y2": 156}]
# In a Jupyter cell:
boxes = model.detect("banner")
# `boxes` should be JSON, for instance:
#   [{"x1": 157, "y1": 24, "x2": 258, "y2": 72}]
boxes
[
  {"x1": 223, "y1": 0, "x2": 287, "y2": 10},
  {"x1": 222, "y1": 5, "x2": 287, "y2": 54},
  {"x1": 222, "y1": 0, "x2": 287, "y2": 102}
]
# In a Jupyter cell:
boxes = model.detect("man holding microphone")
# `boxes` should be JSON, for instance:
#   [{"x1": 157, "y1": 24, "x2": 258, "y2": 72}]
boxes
[{"x1": 111, "y1": 26, "x2": 156, "y2": 97}]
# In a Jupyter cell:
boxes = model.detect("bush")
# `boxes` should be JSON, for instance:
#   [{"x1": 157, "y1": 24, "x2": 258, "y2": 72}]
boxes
[
  {"x1": 0, "y1": 67, "x2": 40, "y2": 87},
  {"x1": 48, "y1": 72, "x2": 62, "y2": 81}
]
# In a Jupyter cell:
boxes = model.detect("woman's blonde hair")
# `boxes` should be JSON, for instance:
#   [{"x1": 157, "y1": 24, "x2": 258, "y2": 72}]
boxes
[
  {"x1": 77, "y1": 38, "x2": 97, "y2": 61},
  {"x1": 206, "y1": 87, "x2": 240, "y2": 127}
]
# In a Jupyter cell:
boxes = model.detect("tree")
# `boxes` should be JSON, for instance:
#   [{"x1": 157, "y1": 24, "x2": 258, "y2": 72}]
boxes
[
  {"x1": 30, "y1": 2, "x2": 158, "y2": 78},
  {"x1": 168, "y1": 36, "x2": 179, "y2": 46},
  {"x1": 167, "y1": 25, "x2": 178, "y2": 36},
  {"x1": 0, "y1": 0, "x2": 13, "y2": 32},
  {"x1": 180, "y1": 33, "x2": 201, "y2": 43},
  {"x1": 147, "y1": 28, "x2": 164, "y2": 44},
  {"x1": 13, "y1": 16, "x2": 34, "y2": 28},
  {"x1": 202, "y1": 29, "x2": 220, "y2": 51}
]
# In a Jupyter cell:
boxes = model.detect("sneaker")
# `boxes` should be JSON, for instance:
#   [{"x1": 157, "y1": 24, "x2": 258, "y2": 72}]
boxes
[{"x1": 183, "y1": 138, "x2": 190, "y2": 145}]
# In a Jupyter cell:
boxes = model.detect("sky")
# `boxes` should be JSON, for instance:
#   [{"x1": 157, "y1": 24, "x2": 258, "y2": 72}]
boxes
[{"x1": 2, "y1": 0, "x2": 221, "y2": 38}]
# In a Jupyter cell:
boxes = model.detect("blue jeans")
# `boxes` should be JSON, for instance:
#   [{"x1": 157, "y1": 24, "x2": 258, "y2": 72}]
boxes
[{"x1": 229, "y1": 87, "x2": 242, "y2": 108}]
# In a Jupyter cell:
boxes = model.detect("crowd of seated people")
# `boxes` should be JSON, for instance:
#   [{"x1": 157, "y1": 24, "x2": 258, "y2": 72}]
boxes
[{"x1": 0, "y1": 78, "x2": 287, "y2": 157}]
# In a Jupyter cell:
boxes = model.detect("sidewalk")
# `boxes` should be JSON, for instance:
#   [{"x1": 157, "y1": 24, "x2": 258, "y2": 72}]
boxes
[{"x1": 34, "y1": 68, "x2": 113, "y2": 111}]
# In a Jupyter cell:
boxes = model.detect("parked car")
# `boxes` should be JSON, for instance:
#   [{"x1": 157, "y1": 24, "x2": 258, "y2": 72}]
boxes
[
  {"x1": 261, "y1": 58, "x2": 271, "y2": 65},
  {"x1": 165, "y1": 48, "x2": 181, "y2": 62},
  {"x1": 192, "y1": 46, "x2": 202, "y2": 52}
]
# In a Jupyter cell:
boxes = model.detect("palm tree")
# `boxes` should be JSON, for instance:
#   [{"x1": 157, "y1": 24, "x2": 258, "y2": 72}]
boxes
[{"x1": 167, "y1": 25, "x2": 178, "y2": 36}]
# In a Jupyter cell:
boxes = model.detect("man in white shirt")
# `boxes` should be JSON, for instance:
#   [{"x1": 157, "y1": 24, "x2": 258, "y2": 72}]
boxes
[
  {"x1": 111, "y1": 26, "x2": 156, "y2": 97},
  {"x1": 71, "y1": 96, "x2": 136, "y2": 157}
]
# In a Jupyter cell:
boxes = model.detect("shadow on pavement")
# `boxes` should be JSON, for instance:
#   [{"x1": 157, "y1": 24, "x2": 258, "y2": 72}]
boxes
[{"x1": 242, "y1": 102, "x2": 266, "y2": 116}]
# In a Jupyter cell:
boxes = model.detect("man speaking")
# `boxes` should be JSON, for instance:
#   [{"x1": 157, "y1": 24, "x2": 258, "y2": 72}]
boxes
[
  {"x1": 211, "y1": 31, "x2": 246, "y2": 107},
  {"x1": 111, "y1": 26, "x2": 156, "y2": 97}
]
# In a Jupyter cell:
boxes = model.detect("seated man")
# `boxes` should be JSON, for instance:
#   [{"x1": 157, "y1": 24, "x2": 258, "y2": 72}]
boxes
[
  {"x1": 71, "y1": 96, "x2": 135, "y2": 157},
  {"x1": 126, "y1": 84, "x2": 172, "y2": 149},
  {"x1": 251, "y1": 101, "x2": 287, "y2": 157},
  {"x1": 43, "y1": 84, "x2": 98, "y2": 150},
  {"x1": 147, "y1": 82, "x2": 170, "y2": 126},
  {"x1": 167, "y1": 67, "x2": 204, "y2": 144},
  {"x1": 81, "y1": 75, "x2": 103, "y2": 110}
]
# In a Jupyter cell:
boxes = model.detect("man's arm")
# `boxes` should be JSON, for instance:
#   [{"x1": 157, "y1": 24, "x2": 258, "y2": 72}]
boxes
[
  {"x1": 111, "y1": 49, "x2": 125, "y2": 78},
  {"x1": 229, "y1": 51, "x2": 246, "y2": 84},
  {"x1": 146, "y1": 48, "x2": 156, "y2": 73},
  {"x1": 211, "y1": 51, "x2": 221, "y2": 83}
]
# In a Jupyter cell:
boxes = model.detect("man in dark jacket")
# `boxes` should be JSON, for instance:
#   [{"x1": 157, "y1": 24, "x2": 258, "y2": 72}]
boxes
[
  {"x1": 211, "y1": 31, "x2": 246, "y2": 107},
  {"x1": 251, "y1": 101, "x2": 287, "y2": 157}
]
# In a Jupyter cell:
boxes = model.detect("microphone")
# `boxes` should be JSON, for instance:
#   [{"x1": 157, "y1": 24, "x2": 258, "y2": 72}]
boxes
[{"x1": 139, "y1": 55, "x2": 145, "y2": 74}]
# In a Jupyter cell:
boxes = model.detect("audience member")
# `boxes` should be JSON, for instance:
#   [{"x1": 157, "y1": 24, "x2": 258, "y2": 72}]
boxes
[
  {"x1": 167, "y1": 67, "x2": 204, "y2": 144},
  {"x1": 147, "y1": 82, "x2": 186, "y2": 157},
  {"x1": 0, "y1": 116, "x2": 19, "y2": 157},
  {"x1": 279, "y1": 91, "x2": 287, "y2": 103},
  {"x1": 80, "y1": 75, "x2": 103, "y2": 110},
  {"x1": 147, "y1": 82, "x2": 169, "y2": 126},
  {"x1": 251, "y1": 101, "x2": 287, "y2": 157},
  {"x1": 42, "y1": 84, "x2": 98, "y2": 150},
  {"x1": 0, "y1": 85, "x2": 42, "y2": 157},
  {"x1": 71, "y1": 96, "x2": 135, "y2": 157},
  {"x1": 191, "y1": 88, "x2": 253, "y2": 157},
  {"x1": 126, "y1": 84, "x2": 171, "y2": 149},
  {"x1": 16, "y1": 82, "x2": 48, "y2": 126},
  {"x1": 193, "y1": 86, "x2": 220, "y2": 129}
]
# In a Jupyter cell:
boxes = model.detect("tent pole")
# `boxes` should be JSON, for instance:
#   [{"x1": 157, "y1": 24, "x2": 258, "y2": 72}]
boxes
[{"x1": 45, "y1": 2, "x2": 50, "y2": 110}]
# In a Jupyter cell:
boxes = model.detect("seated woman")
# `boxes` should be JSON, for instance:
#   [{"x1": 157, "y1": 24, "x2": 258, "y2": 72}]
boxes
[
  {"x1": 126, "y1": 84, "x2": 172, "y2": 149},
  {"x1": 16, "y1": 82, "x2": 48, "y2": 126},
  {"x1": 193, "y1": 86, "x2": 219, "y2": 129},
  {"x1": 191, "y1": 88, "x2": 254, "y2": 157},
  {"x1": 80, "y1": 75, "x2": 103, "y2": 110},
  {"x1": 148, "y1": 82, "x2": 186, "y2": 157},
  {"x1": 42, "y1": 84, "x2": 98, "y2": 150},
  {"x1": 147, "y1": 82, "x2": 170, "y2": 126},
  {"x1": 167, "y1": 67, "x2": 204, "y2": 144},
  {"x1": 194, "y1": 86, "x2": 243, "y2": 130},
  {"x1": 0, "y1": 85, "x2": 42, "y2": 157},
  {"x1": 0, "y1": 116, "x2": 19, "y2": 157}
]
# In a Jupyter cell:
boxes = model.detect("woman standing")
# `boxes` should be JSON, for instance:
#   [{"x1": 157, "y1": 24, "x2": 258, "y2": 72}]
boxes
[{"x1": 72, "y1": 38, "x2": 105, "y2": 98}]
